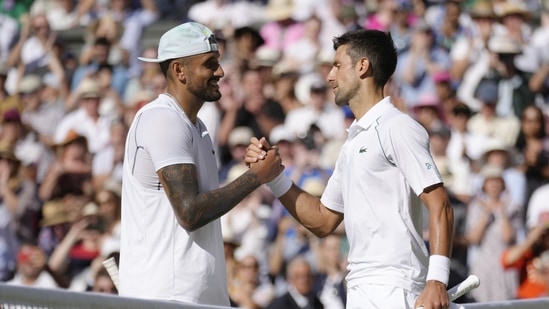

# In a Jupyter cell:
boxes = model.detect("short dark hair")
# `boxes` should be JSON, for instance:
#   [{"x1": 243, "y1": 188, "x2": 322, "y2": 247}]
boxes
[{"x1": 332, "y1": 29, "x2": 397, "y2": 87}]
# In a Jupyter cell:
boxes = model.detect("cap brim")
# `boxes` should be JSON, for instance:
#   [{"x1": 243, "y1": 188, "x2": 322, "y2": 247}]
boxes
[{"x1": 138, "y1": 56, "x2": 164, "y2": 63}]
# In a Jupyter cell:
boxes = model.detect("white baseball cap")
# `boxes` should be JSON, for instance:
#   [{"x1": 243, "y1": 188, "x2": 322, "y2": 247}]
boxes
[{"x1": 138, "y1": 22, "x2": 219, "y2": 63}]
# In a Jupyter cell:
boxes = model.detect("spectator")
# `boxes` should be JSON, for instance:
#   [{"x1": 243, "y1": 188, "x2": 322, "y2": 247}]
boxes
[
  {"x1": 311, "y1": 234, "x2": 347, "y2": 309},
  {"x1": 123, "y1": 46, "x2": 159, "y2": 104},
  {"x1": 70, "y1": 38, "x2": 128, "y2": 97},
  {"x1": 37, "y1": 199, "x2": 71, "y2": 258},
  {"x1": 229, "y1": 254, "x2": 275, "y2": 309},
  {"x1": 20, "y1": 73, "x2": 65, "y2": 150},
  {"x1": 91, "y1": 119, "x2": 126, "y2": 191},
  {"x1": 270, "y1": 66, "x2": 302, "y2": 115},
  {"x1": 453, "y1": 0, "x2": 497, "y2": 111},
  {"x1": 218, "y1": 126, "x2": 254, "y2": 184},
  {"x1": 502, "y1": 211, "x2": 549, "y2": 299},
  {"x1": 285, "y1": 79, "x2": 345, "y2": 141},
  {"x1": 411, "y1": 93, "x2": 445, "y2": 131},
  {"x1": 514, "y1": 105, "x2": 549, "y2": 209},
  {"x1": 395, "y1": 19, "x2": 451, "y2": 108},
  {"x1": 187, "y1": 0, "x2": 264, "y2": 33},
  {"x1": 39, "y1": 130, "x2": 92, "y2": 202},
  {"x1": 94, "y1": 180, "x2": 122, "y2": 257},
  {"x1": 5, "y1": 13, "x2": 66, "y2": 98},
  {"x1": 445, "y1": 103, "x2": 480, "y2": 203},
  {"x1": 476, "y1": 35, "x2": 535, "y2": 118},
  {"x1": 7, "y1": 240, "x2": 58, "y2": 289},
  {"x1": 527, "y1": 7, "x2": 549, "y2": 105},
  {"x1": 0, "y1": 143, "x2": 41, "y2": 242},
  {"x1": 260, "y1": 0, "x2": 304, "y2": 55},
  {"x1": 90, "y1": 267, "x2": 117, "y2": 294},
  {"x1": 221, "y1": 163, "x2": 271, "y2": 268},
  {"x1": 47, "y1": 202, "x2": 104, "y2": 289},
  {"x1": 282, "y1": 15, "x2": 323, "y2": 74},
  {"x1": 467, "y1": 79, "x2": 521, "y2": 147},
  {"x1": 493, "y1": 1, "x2": 533, "y2": 73},
  {"x1": 30, "y1": 0, "x2": 91, "y2": 31},
  {"x1": 55, "y1": 78, "x2": 112, "y2": 155},
  {"x1": 388, "y1": 0, "x2": 415, "y2": 54},
  {"x1": 266, "y1": 256, "x2": 323, "y2": 309},
  {"x1": 79, "y1": 14, "x2": 129, "y2": 68},
  {"x1": 466, "y1": 164, "x2": 521, "y2": 302}
]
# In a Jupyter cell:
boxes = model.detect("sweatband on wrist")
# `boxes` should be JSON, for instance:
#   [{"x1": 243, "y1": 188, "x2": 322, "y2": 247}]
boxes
[
  {"x1": 266, "y1": 173, "x2": 292, "y2": 198},
  {"x1": 426, "y1": 255, "x2": 450, "y2": 286}
]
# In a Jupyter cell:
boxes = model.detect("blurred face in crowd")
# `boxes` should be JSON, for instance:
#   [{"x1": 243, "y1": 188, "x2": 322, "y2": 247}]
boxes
[
  {"x1": 521, "y1": 106, "x2": 545, "y2": 138},
  {"x1": 32, "y1": 14, "x2": 50, "y2": 39},
  {"x1": 17, "y1": 244, "x2": 47, "y2": 280},
  {"x1": 287, "y1": 259, "x2": 313, "y2": 296}
]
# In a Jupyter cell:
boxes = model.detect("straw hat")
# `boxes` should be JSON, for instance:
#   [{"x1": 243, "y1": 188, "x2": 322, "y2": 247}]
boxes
[
  {"x1": 41, "y1": 200, "x2": 70, "y2": 227},
  {"x1": 265, "y1": 0, "x2": 295, "y2": 21},
  {"x1": 77, "y1": 78, "x2": 100, "y2": 99},
  {"x1": 469, "y1": 1, "x2": 496, "y2": 19}
]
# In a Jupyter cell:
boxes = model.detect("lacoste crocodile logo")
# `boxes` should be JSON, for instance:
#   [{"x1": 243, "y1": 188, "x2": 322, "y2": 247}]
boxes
[{"x1": 359, "y1": 146, "x2": 367, "y2": 153}]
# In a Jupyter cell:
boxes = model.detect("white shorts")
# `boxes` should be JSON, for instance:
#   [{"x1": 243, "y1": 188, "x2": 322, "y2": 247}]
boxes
[{"x1": 346, "y1": 283, "x2": 461, "y2": 309}]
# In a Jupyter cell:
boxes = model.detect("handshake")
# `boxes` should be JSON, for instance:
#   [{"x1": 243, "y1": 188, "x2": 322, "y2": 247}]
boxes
[{"x1": 245, "y1": 137, "x2": 292, "y2": 198}]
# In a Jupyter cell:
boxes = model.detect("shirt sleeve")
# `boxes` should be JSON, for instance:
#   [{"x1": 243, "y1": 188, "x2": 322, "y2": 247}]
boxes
[
  {"x1": 135, "y1": 106, "x2": 194, "y2": 172},
  {"x1": 384, "y1": 114, "x2": 443, "y2": 196}
]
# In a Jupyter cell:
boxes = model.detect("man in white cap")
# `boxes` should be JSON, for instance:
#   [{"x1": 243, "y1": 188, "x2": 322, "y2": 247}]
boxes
[{"x1": 118, "y1": 22, "x2": 284, "y2": 305}]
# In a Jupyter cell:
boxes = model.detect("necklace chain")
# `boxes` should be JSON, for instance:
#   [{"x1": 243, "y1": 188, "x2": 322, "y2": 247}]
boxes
[{"x1": 164, "y1": 93, "x2": 199, "y2": 129}]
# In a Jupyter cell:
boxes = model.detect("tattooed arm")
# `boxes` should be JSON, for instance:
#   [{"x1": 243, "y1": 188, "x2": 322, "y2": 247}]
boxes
[{"x1": 159, "y1": 147, "x2": 283, "y2": 232}]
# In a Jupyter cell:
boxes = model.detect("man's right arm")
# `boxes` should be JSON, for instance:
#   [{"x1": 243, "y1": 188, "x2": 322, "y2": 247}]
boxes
[
  {"x1": 246, "y1": 137, "x2": 343, "y2": 237},
  {"x1": 276, "y1": 183, "x2": 343, "y2": 237},
  {"x1": 159, "y1": 147, "x2": 283, "y2": 232}
]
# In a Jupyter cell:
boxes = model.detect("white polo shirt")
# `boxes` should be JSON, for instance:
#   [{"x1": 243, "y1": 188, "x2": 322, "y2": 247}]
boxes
[
  {"x1": 321, "y1": 97, "x2": 443, "y2": 294},
  {"x1": 119, "y1": 94, "x2": 229, "y2": 306}
]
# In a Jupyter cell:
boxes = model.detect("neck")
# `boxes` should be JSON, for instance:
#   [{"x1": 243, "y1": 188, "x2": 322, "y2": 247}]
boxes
[
  {"x1": 350, "y1": 86, "x2": 385, "y2": 120},
  {"x1": 164, "y1": 89, "x2": 202, "y2": 124}
]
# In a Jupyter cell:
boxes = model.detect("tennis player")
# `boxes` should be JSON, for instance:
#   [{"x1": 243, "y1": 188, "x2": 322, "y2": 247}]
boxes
[
  {"x1": 118, "y1": 22, "x2": 283, "y2": 306},
  {"x1": 247, "y1": 29, "x2": 456, "y2": 309}
]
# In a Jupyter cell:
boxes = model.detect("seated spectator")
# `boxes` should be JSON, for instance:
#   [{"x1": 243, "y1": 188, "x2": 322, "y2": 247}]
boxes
[
  {"x1": 55, "y1": 78, "x2": 112, "y2": 155},
  {"x1": 48, "y1": 202, "x2": 104, "y2": 290},
  {"x1": 37, "y1": 199, "x2": 72, "y2": 258},
  {"x1": 229, "y1": 254, "x2": 275, "y2": 309},
  {"x1": 266, "y1": 256, "x2": 323, "y2": 309},
  {"x1": 39, "y1": 130, "x2": 92, "y2": 202},
  {"x1": 90, "y1": 267, "x2": 117, "y2": 295},
  {"x1": 7, "y1": 240, "x2": 58, "y2": 289}
]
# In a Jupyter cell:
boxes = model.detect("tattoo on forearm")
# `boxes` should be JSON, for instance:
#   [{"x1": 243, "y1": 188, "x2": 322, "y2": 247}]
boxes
[{"x1": 161, "y1": 164, "x2": 262, "y2": 230}]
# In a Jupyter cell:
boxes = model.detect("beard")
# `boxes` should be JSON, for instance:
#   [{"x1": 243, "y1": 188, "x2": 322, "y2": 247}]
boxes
[
  {"x1": 188, "y1": 79, "x2": 222, "y2": 102},
  {"x1": 333, "y1": 81, "x2": 358, "y2": 107}
]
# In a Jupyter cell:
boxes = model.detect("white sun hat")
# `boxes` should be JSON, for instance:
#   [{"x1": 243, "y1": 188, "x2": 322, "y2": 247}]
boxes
[{"x1": 138, "y1": 22, "x2": 219, "y2": 63}]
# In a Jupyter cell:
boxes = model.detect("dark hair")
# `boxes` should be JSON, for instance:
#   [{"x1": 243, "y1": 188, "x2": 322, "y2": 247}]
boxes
[{"x1": 332, "y1": 29, "x2": 397, "y2": 87}]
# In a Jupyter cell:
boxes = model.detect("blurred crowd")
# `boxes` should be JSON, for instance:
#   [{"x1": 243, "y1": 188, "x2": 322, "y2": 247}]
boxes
[{"x1": 2, "y1": 0, "x2": 549, "y2": 307}]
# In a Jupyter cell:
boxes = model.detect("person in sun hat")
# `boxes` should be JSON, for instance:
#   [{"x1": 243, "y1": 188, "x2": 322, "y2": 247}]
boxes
[
  {"x1": 53, "y1": 77, "x2": 112, "y2": 155},
  {"x1": 118, "y1": 21, "x2": 284, "y2": 305},
  {"x1": 259, "y1": 0, "x2": 305, "y2": 54}
]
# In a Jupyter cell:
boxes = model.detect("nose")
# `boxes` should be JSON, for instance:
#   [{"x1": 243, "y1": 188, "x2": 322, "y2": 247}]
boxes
[
  {"x1": 327, "y1": 67, "x2": 336, "y2": 84},
  {"x1": 216, "y1": 64, "x2": 225, "y2": 78}
]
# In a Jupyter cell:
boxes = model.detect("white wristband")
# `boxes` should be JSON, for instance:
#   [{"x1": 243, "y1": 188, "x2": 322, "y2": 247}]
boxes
[
  {"x1": 266, "y1": 173, "x2": 292, "y2": 198},
  {"x1": 426, "y1": 255, "x2": 450, "y2": 286}
]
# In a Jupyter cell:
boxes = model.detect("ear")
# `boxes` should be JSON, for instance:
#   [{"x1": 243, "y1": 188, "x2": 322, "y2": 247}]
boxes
[
  {"x1": 357, "y1": 57, "x2": 371, "y2": 79},
  {"x1": 171, "y1": 60, "x2": 187, "y2": 82}
]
